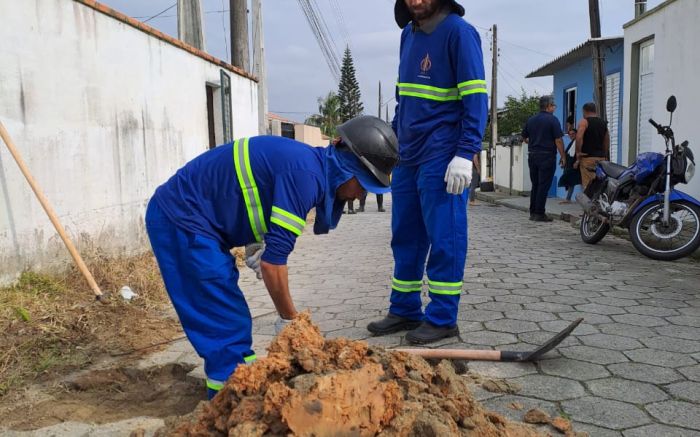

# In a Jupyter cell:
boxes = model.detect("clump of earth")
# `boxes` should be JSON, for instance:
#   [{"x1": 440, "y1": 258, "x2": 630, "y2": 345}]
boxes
[{"x1": 160, "y1": 313, "x2": 556, "y2": 436}]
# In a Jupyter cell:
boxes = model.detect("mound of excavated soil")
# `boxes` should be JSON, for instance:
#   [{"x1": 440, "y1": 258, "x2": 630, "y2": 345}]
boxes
[{"x1": 161, "y1": 314, "x2": 549, "y2": 437}]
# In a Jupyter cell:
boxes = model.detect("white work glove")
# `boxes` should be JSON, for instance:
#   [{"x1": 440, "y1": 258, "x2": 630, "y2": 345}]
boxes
[
  {"x1": 244, "y1": 242, "x2": 264, "y2": 280},
  {"x1": 274, "y1": 316, "x2": 293, "y2": 335},
  {"x1": 444, "y1": 156, "x2": 473, "y2": 195}
]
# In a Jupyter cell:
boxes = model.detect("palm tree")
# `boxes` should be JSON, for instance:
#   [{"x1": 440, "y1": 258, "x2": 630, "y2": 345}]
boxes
[{"x1": 306, "y1": 92, "x2": 341, "y2": 137}]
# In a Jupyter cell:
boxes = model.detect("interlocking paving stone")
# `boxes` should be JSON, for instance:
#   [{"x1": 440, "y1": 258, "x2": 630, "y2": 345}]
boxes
[
  {"x1": 559, "y1": 345, "x2": 629, "y2": 365},
  {"x1": 482, "y1": 395, "x2": 558, "y2": 423},
  {"x1": 656, "y1": 324, "x2": 700, "y2": 341},
  {"x1": 622, "y1": 424, "x2": 700, "y2": 437},
  {"x1": 638, "y1": 298, "x2": 690, "y2": 309},
  {"x1": 538, "y1": 320, "x2": 599, "y2": 336},
  {"x1": 474, "y1": 301, "x2": 523, "y2": 312},
  {"x1": 679, "y1": 365, "x2": 700, "y2": 382},
  {"x1": 579, "y1": 334, "x2": 644, "y2": 350},
  {"x1": 610, "y1": 314, "x2": 668, "y2": 328},
  {"x1": 523, "y1": 302, "x2": 576, "y2": 313},
  {"x1": 461, "y1": 330, "x2": 518, "y2": 346},
  {"x1": 512, "y1": 374, "x2": 585, "y2": 401},
  {"x1": 597, "y1": 323, "x2": 656, "y2": 339},
  {"x1": 494, "y1": 294, "x2": 542, "y2": 304},
  {"x1": 608, "y1": 362, "x2": 683, "y2": 384},
  {"x1": 560, "y1": 311, "x2": 614, "y2": 325},
  {"x1": 561, "y1": 397, "x2": 651, "y2": 430},
  {"x1": 483, "y1": 319, "x2": 539, "y2": 334},
  {"x1": 504, "y1": 310, "x2": 558, "y2": 322},
  {"x1": 586, "y1": 378, "x2": 668, "y2": 404},
  {"x1": 457, "y1": 309, "x2": 505, "y2": 321},
  {"x1": 539, "y1": 357, "x2": 610, "y2": 380},
  {"x1": 623, "y1": 348, "x2": 698, "y2": 368},
  {"x1": 641, "y1": 336, "x2": 700, "y2": 354},
  {"x1": 467, "y1": 361, "x2": 537, "y2": 379},
  {"x1": 626, "y1": 305, "x2": 680, "y2": 317},
  {"x1": 646, "y1": 400, "x2": 700, "y2": 430},
  {"x1": 573, "y1": 422, "x2": 624, "y2": 437},
  {"x1": 667, "y1": 381, "x2": 700, "y2": 403},
  {"x1": 575, "y1": 303, "x2": 628, "y2": 315},
  {"x1": 666, "y1": 316, "x2": 700, "y2": 328}
]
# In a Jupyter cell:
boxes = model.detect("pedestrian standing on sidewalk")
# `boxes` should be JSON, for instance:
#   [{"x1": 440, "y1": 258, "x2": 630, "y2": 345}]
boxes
[
  {"x1": 349, "y1": 190, "x2": 386, "y2": 212},
  {"x1": 521, "y1": 95, "x2": 566, "y2": 222},
  {"x1": 145, "y1": 116, "x2": 398, "y2": 400},
  {"x1": 558, "y1": 127, "x2": 581, "y2": 204},
  {"x1": 367, "y1": 0, "x2": 488, "y2": 345},
  {"x1": 469, "y1": 153, "x2": 481, "y2": 205},
  {"x1": 574, "y1": 102, "x2": 610, "y2": 189}
]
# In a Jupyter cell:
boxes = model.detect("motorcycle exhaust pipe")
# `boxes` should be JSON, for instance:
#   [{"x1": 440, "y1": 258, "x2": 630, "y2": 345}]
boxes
[{"x1": 576, "y1": 193, "x2": 594, "y2": 214}]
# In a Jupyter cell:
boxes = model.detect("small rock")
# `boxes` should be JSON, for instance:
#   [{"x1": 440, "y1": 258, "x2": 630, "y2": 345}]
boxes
[
  {"x1": 551, "y1": 416, "x2": 571, "y2": 434},
  {"x1": 130, "y1": 429, "x2": 145, "y2": 437},
  {"x1": 508, "y1": 402, "x2": 524, "y2": 411},
  {"x1": 482, "y1": 378, "x2": 521, "y2": 394},
  {"x1": 523, "y1": 408, "x2": 551, "y2": 425}
]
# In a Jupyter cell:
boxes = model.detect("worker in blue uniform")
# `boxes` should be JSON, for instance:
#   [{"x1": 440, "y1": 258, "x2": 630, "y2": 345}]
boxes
[
  {"x1": 145, "y1": 116, "x2": 398, "y2": 399},
  {"x1": 367, "y1": 0, "x2": 488, "y2": 344}
]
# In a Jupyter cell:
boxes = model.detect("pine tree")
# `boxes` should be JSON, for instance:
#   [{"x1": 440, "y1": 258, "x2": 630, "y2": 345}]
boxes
[{"x1": 337, "y1": 47, "x2": 364, "y2": 123}]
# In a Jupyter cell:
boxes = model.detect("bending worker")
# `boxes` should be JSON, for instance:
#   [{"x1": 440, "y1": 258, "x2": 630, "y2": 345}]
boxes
[
  {"x1": 145, "y1": 116, "x2": 398, "y2": 399},
  {"x1": 368, "y1": 0, "x2": 488, "y2": 344}
]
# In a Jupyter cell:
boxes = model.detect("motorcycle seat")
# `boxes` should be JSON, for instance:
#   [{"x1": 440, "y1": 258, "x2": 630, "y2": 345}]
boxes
[{"x1": 599, "y1": 161, "x2": 627, "y2": 179}]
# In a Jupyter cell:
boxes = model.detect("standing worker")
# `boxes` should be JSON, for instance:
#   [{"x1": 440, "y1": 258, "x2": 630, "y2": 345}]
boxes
[
  {"x1": 145, "y1": 116, "x2": 398, "y2": 399},
  {"x1": 367, "y1": 0, "x2": 488, "y2": 344},
  {"x1": 574, "y1": 102, "x2": 610, "y2": 189},
  {"x1": 522, "y1": 96, "x2": 566, "y2": 222}
]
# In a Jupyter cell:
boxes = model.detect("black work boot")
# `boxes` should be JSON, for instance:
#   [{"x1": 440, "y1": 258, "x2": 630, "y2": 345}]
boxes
[
  {"x1": 405, "y1": 322, "x2": 459, "y2": 345},
  {"x1": 367, "y1": 313, "x2": 421, "y2": 336}
]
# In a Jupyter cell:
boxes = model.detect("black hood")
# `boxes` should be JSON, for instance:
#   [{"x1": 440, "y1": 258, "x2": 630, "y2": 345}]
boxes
[{"x1": 394, "y1": 0, "x2": 465, "y2": 29}]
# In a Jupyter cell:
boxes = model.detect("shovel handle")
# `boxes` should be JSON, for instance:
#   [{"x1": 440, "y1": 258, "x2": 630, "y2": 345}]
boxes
[
  {"x1": 0, "y1": 120, "x2": 103, "y2": 298},
  {"x1": 394, "y1": 348, "x2": 502, "y2": 361}
]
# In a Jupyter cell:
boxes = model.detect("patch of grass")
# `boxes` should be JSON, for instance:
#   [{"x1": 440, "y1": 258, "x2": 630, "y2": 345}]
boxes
[{"x1": 0, "y1": 252, "x2": 181, "y2": 398}]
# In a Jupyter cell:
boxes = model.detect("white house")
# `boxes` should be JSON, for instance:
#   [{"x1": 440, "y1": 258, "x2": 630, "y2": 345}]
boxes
[
  {"x1": 622, "y1": 0, "x2": 700, "y2": 199},
  {"x1": 0, "y1": 0, "x2": 259, "y2": 284}
]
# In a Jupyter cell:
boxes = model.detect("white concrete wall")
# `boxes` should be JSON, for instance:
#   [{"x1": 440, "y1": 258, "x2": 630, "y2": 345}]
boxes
[
  {"x1": 493, "y1": 143, "x2": 531, "y2": 194},
  {"x1": 0, "y1": 0, "x2": 258, "y2": 284},
  {"x1": 622, "y1": 0, "x2": 700, "y2": 199}
]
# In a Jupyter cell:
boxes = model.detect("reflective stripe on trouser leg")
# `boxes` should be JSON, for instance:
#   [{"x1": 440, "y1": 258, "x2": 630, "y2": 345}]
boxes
[
  {"x1": 419, "y1": 156, "x2": 468, "y2": 327},
  {"x1": 145, "y1": 199, "x2": 255, "y2": 393},
  {"x1": 205, "y1": 352, "x2": 257, "y2": 398},
  {"x1": 389, "y1": 164, "x2": 428, "y2": 321}
]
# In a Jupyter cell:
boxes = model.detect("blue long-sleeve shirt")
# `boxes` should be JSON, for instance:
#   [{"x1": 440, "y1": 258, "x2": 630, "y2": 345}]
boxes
[
  {"x1": 153, "y1": 136, "x2": 353, "y2": 265},
  {"x1": 392, "y1": 13, "x2": 488, "y2": 165}
]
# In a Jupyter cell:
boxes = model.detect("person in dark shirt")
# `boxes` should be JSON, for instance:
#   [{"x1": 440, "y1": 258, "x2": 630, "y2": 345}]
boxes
[
  {"x1": 522, "y1": 96, "x2": 566, "y2": 222},
  {"x1": 574, "y1": 102, "x2": 610, "y2": 188}
]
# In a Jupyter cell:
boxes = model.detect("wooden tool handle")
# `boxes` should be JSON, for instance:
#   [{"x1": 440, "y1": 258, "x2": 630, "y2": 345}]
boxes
[
  {"x1": 0, "y1": 120, "x2": 103, "y2": 298},
  {"x1": 394, "y1": 348, "x2": 502, "y2": 361}
]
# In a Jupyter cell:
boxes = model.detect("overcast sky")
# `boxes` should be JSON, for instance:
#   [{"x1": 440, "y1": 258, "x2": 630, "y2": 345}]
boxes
[{"x1": 101, "y1": 0, "x2": 665, "y2": 123}]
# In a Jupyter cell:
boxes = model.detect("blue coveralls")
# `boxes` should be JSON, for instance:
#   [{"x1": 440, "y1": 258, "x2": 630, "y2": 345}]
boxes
[
  {"x1": 145, "y1": 136, "x2": 355, "y2": 398},
  {"x1": 389, "y1": 13, "x2": 488, "y2": 327}
]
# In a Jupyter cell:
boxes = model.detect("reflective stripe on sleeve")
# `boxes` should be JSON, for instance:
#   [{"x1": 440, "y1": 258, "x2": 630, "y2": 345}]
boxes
[
  {"x1": 243, "y1": 354, "x2": 257, "y2": 363},
  {"x1": 233, "y1": 138, "x2": 268, "y2": 242},
  {"x1": 392, "y1": 277, "x2": 423, "y2": 293},
  {"x1": 458, "y1": 80, "x2": 488, "y2": 97},
  {"x1": 270, "y1": 206, "x2": 305, "y2": 236}
]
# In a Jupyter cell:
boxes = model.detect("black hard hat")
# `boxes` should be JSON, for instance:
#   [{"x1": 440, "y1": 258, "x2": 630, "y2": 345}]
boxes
[
  {"x1": 395, "y1": 0, "x2": 465, "y2": 29},
  {"x1": 336, "y1": 116, "x2": 399, "y2": 187}
]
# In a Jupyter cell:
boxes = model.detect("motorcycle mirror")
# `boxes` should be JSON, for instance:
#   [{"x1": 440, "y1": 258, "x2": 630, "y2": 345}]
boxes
[{"x1": 667, "y1": 96, "x2": 677, "y2": 113}]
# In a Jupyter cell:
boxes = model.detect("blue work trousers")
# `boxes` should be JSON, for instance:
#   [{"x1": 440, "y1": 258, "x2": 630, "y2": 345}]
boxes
[
  {"x1": 389, "y1": 156, "x2": 468, "y2": 327},
  {"x1": 145, "y1": 199, "x2": 255, "y2": 399},
  {"x1": 528, "y1": 152, "x2": 556, "y2": 215}
]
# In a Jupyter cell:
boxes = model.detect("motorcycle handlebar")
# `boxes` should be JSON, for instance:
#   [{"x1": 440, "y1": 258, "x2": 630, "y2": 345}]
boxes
[{"x1": 648, "y1": 118, "x2": 662, "y2": 131}]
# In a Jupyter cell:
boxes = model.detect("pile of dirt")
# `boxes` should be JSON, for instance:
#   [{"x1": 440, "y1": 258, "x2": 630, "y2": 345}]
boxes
[{"x1": 161, "y1": 313, "x2": 550, "y2": 437}]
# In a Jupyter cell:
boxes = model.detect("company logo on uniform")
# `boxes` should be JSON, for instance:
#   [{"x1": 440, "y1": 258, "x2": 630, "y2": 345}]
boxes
[{"x1": 420, "y1": 53, "x2": 432, "y2": 74}]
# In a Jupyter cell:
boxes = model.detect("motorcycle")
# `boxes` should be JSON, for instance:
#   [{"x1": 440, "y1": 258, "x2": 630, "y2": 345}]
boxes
[{"x1": 576, "y1": 96, "x2": 699, "y2": 261}]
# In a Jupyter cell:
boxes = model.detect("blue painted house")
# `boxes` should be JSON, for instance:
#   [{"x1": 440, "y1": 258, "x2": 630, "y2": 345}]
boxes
[{"x1": 527, "y1": 37, "x2": 624, "y2": 198}]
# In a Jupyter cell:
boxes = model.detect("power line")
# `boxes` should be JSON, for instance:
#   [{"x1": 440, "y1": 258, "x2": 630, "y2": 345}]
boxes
[
  {"x1": 296, "y1": 0, "x2": 341, "y2": 81},
  {"x1": 141, "y1": 2, "x2": 177, "y2": 23}
]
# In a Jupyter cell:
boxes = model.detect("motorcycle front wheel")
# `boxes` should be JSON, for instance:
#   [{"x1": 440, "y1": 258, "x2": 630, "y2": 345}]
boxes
[
  {"x1": 630, "y1": 200, "x2": 700, "y2": 261},
  {"x1": 580, "y1": 212, "x2": 610, "y2": 244}
]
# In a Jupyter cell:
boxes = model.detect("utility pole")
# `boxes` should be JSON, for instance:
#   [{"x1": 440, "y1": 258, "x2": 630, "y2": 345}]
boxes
[
  {"x1": 385, "y1": 105, "x2": 389, "y2": 123},
  {"x1": 252, "y1": 0, "x2": 267, "y2": 134},
  {"x1": 488, "y1": 25, "x2": 498, "y2": 179},
  {"x1": 589, "y1": 0, "x2": 606, "y2": 121},
  {"x1": 378, "y1": 81, "x2": 382, "y2": 118},
  {"x1": 177, "y1": 0, "x2": 205, "y2": 50},
  {"x1": 230, "y1": 0, "x2": 250, "y2": 71}
]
